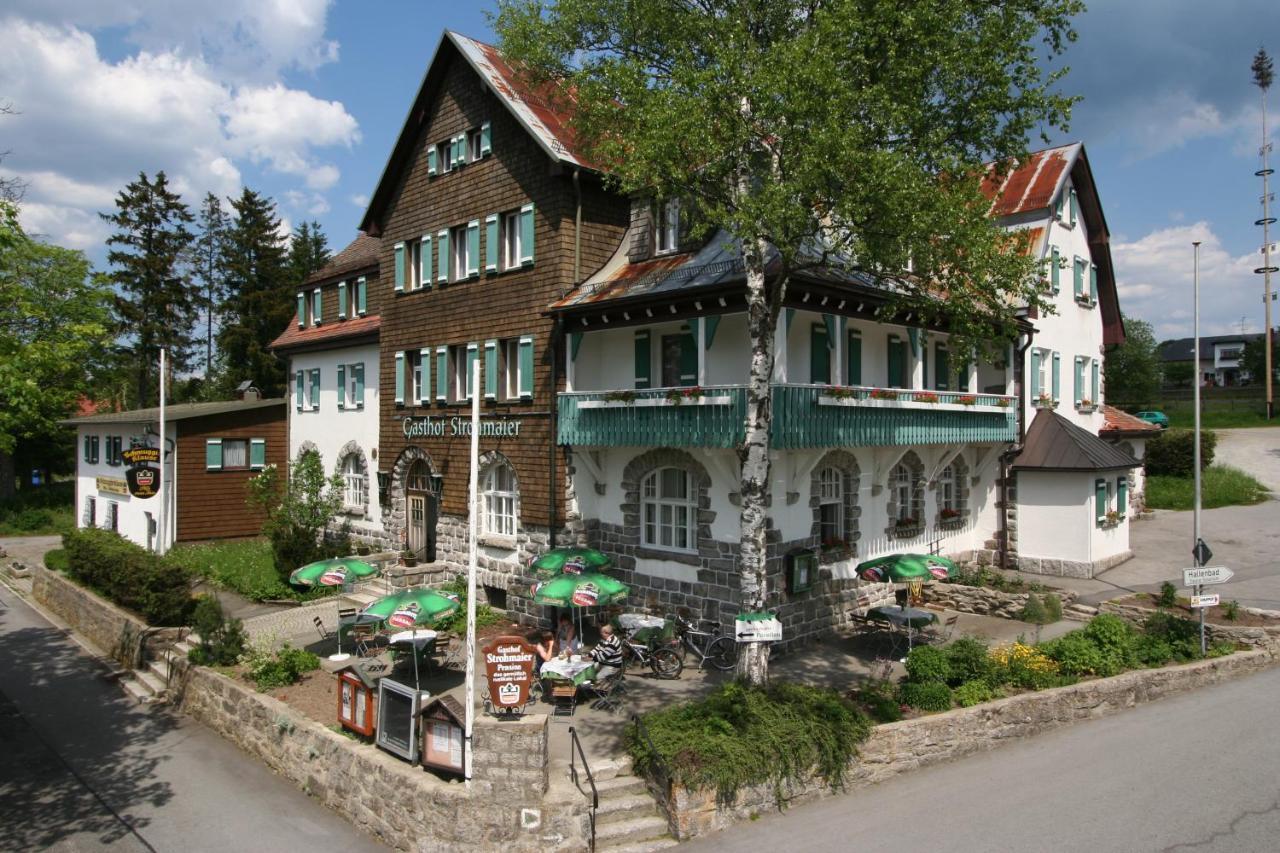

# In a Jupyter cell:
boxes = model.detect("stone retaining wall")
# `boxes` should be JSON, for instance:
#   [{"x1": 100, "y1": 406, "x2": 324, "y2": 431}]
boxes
[
  {"x1": 29, "y1": 564, "x2": 183, "y2": 668},
  {"x1": 1100, "y1": 602, "x2": 1280, "y2": 648},
  {"x1": 927, "y1": 582, "x2": 1077, "y2": 619},
  {"x1": 172, "y1": 663, "x2": 589, "y2": 852},
  {"x1": 661, "y1": 649, "x2": 1276, "y2": 840}
]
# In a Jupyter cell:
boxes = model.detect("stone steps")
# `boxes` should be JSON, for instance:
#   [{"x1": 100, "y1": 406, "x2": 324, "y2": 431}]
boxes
[
  {"x1": 1064, "y1": 603, "x2": 1099, "y2": 622},
  {"x1": 592, "y1": 774, "x2": 649, "y2": 797},
  {"x1": 597, "y1": 837, "x2": 679, "y2": 853},
  {"x1": 595, "y1": 815, "x2": 672, "y2": 848},
  {"x1": 585, "y1": 755, "x2": 674, "y2": 851},
  {"x1": 596, "y1": 794, "x2": 659, "y2": 825}
]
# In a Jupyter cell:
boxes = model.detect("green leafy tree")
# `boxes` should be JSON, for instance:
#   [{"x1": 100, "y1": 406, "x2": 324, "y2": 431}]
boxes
[
  {"x1": 1162, "y1": 360, "x2": 1195, "y2": 389},
  {"x1": 217, "y1": 188, "x2": 291, "y2": 397},
  {"x1": 1104, "y1": 314, "x2": 1161, "y2": 408},
  {"x1": 0, "y1": 201, "x2": 113, "y2": 494},
  {"x1": 1242, "y1": 332, "x2": 1277, "y2": 386},
  {"x1": 193, "y1": 192, "x2": 230, "y2": 380},
  {"x1": 287, "y1": 221, "x2": 330, "y2": 290},
  {"x1": 497, "y1": 0, "x2": 1081, "y2": 683},
  {"x1": 247, "y1": 450, "x2": 344, "y2": 579},
  {"x1": 100, "y1": 171, "x2": 197, "y2": 407}
]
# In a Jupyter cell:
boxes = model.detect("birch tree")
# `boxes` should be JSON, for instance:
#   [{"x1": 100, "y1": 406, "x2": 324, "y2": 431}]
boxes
[{"x1": 497, "y1": 0, "x2": 1081, "y2": 684}]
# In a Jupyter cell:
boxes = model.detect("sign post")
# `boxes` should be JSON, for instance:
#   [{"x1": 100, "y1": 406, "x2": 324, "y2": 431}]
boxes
[
  {"x1": 464, "y1": 357, "x2": 480, "y2": 788},
  {"x1": 1192, "y1": 243, "x2": 1204, "y2": 656}
]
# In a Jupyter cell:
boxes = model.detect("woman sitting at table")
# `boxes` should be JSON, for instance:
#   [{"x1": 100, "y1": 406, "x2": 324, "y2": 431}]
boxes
[
  {"x1": 590, "y1": 624, "x2": 625, "y2": 679},
  {"x1": 534, "y1": 631, "x2": 556, "y2": 673},
  {"x1": 557, "y1": 614, "x2": 581, "y2": 654}
]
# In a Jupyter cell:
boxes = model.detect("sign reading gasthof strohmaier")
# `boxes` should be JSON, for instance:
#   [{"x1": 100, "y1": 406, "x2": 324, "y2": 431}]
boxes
[
  {"x1": 402, "y1": 415, "x2": 522, "y2": 439},
  {"x1": 482, "y1": 635, "x2": 537, "y2": 710}
]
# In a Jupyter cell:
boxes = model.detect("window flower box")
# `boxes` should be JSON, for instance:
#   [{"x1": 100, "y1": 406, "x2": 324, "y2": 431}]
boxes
[
  {"x1": 820, "y1": 537, "x2": 854, "y2": 563},
  {"x1": 870, "y1": 389, "x2": 900, "y2": 401},
  {"x1": 996, "y1": 398, "x2": 1012, "y2": 408},
  {"x1": 603, "y1": 390, "x2": 636, "y2": 404},
  {"x1": 1076, "y1": 398, "x2": 1096, "y2": 412},
  {"x1": 665, "y1": 386, "x2": 706, "y2": 405},
  {"x1": 891, "y1": 518, "x2": 922, "y2": 538},
  {"x1": 825, "y1": 385, "x2": 857, "y2": 400},
  {"x1": 1034, "y1": 394, "x2": 1055, "y2": 408},
  {"x1": 956, "y1": 395, "x2": 977, "y2": 406},
  {"x1": 913, "y1": 392, "x2": 939, "y2": 404}
]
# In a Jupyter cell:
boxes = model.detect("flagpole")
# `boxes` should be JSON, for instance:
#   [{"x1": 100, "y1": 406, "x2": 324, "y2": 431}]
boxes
[
  {"x1": 158, "y1": 348, "x2": 167, "y2": 556},
  {"x1": 463, "y1": 357, "x2": 480, "y2": 788}
]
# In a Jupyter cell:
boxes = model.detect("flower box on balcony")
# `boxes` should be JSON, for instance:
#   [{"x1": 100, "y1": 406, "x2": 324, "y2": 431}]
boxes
[
  {"x1": 870, "y1": 389, "x2": 900, "y2": 401},
  {"x1": 913, "y1": 392, "x2": 940, "y2": 404},
  {"x1": 579, "y1": 393, "x2": 733, "y2": 410},
  {"x1": 956, "y1": 395, "x2": 978, "y2": 406}
]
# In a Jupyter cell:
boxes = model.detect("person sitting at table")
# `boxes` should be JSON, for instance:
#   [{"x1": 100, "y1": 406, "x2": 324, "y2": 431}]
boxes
[
  {"x1": 557, "y1": 614, "x2": 581, "y2": 654},
  {"x1": 590, "y1": 624, "x2": 625, "y2": 679},
  {"x1": 534, "y1": 631, "x2": 556, "y2": 673}
]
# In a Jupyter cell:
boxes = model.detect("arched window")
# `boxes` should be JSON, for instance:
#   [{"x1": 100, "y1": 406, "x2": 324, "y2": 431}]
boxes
[
  {"x1": 817, "y1": 467, "x2": 844, "y2": 544},
  {"x1": 483, "y1": 462, "x2": 518, "y2": 537},
  {"x1": 938, "y1": 464, "x2": 957, "y2": 517},
  {"x1": 342, "y1": 454, "x2": 366, "y2": 510},
  {"x1": 406, "y1": 460, "x2": 431, "y2": 493},
  {"x1": 890, "y1": 460, "x2": 921, "y2": 527},
  {"x1": 641, "y1": 467, "x2": 697, "y2": 552}
]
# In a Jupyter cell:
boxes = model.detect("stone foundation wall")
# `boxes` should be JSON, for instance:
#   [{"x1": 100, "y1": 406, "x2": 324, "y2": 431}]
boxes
[
  {"x1": 172, "y1": 664, "x2": 589, "y2": 852},
  {"x1": 663, "y1": 648, "x2": 1277, "y2": 840},
  {"x1": 1015, "y1": 548, "x2": 1132, "y2": 580},
  {"x1": 926, "y1": 582, "x2": 1078, "y2": 619},
  {"x1": 1100, "y1": 602, "x2": 1280, "y2": 648},
  {"x1": 29, "y1": 564, "x2": 184, "y2": 668}
]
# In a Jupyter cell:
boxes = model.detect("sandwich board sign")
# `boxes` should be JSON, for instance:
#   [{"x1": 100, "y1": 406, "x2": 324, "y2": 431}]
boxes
[{"x1": 1182, "y1": 566, "x2": 1233, "y2": 587}]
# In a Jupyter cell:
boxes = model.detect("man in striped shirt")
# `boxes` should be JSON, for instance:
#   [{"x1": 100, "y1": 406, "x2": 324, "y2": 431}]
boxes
[{"x1": 590, "y1": 624, "x2": 625, "y2": 678}]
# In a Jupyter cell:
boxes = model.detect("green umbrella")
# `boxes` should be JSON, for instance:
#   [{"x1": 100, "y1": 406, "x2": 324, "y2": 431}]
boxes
[
  {"x1": 530, "y1": 572, "x2": 629, "y2": 608},
  {"x1": 528, "y1": 546, "x2": 614, "y2": 580},
  {"x1": 855, "y1": 554, "x2": 959, "y2": 584},
  {"x1": 359, "y1": 587, "x2": 461, "y2": 629},
  {"x1": 289, "y1": 557, "x2": 380, "y2": 589}
]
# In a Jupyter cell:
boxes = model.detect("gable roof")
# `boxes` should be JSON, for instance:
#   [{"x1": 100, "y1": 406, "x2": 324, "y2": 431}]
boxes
[
  {"x1": 61, "y1": 398, "x2": 285, "y2": 426},
  {"x1": 305, "y1": 233, "x2": 380, "y2": 287},
  {"x1": 982, "y1": 143, "x2": 1078, "y2": 218},
  {"x1": 270, "y1": 313, "x2": 381, "y2": 353},
  {"x1": 1012, "y1": 409, "x2": 1138, "y2": 472},
  {"x1": 360, "y1": 31, "x2": 589, "y2": 236},
  {"x1": 1157, "y1": 330, "x2": 1273, "y2": 362}
]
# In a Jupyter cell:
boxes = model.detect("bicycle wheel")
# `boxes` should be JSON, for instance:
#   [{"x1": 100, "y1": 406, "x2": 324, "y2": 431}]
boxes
[
  {"x1": 705, "y1": 637, "x2": 738, "y2": 671},
  {"x1": 650, "y1": 647, "x2": 684, "y2": 679}
]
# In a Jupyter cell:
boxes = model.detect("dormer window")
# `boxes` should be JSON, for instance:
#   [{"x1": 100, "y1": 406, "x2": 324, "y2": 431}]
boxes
[{"x1": 655, "y1": 198, "x2": 681, "y2": 255}]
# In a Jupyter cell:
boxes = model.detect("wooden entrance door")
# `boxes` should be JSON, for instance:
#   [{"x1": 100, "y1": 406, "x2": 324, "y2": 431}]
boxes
[{"x1": 406, "y1": 460, "x2": 437, "y2": 562}]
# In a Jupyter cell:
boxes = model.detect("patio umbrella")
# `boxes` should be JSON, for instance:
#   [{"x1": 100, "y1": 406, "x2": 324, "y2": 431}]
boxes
[
  {"x1": 288, "y1": 557, "x2": 380, "y2": 589},
  {"x1": 855, "y1": 554, "x2": 959, "y2": 584},
  {"x1": 528, "y1": 546, "x2": 613, "y2": 580},
  {"x1": 358, "y1": 587, "x2": 461, "y2": 690},
  {"x1": 531, "y1": 571, "x2": 629, "y2": 643}
]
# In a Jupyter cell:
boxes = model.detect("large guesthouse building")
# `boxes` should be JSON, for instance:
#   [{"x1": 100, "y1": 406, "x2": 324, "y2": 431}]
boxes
[{"x1": 271, "y1": 31, "x2": 1146, "y2": 645}]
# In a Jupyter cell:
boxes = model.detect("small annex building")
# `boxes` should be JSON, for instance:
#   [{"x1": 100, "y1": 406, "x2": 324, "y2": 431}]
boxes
[{"x1": 64, "y1": 397, "x2": 286, "y2": 551}]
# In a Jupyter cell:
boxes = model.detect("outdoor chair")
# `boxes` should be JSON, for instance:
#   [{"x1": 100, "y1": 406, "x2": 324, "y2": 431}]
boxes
[
  {"x1": 925, "y1": 615, "x2": 960, "y2": 645},
  {"x1": 848, "y1": 613, "x2": 876, "y2": 634},
  {"x1": 586, "y1": 670, "x2": 626, "y2": 713},
  {"x1": 548, "y1": 681, "x2": 578, "y2": 716},
  {"x1": 312, "y1": 615, "x2": 331, "y2": 642},
  {"x1": 350, "y1": 624, "x2": 379, "y2": 658}
]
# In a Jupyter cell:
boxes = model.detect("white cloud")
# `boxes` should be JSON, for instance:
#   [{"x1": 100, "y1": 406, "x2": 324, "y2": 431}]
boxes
[
  {"x1": 1113, "y1": 221, "x2": 1268, "y2": 340},
  {"x1": 350, "y1": 193, "x2": 370, "y2": 209},
  {"x1": 223, "y1": 84, "x2": 359, "y2": 183}
]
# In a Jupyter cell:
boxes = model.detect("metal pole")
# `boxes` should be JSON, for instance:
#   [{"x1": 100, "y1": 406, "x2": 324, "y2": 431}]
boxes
[
  {"x1": 1260, "y1": 77, "x2": 1275, "y2": 419},
  {"x1": 158, "y1": 348, "x2": 167, "y2": 556},
  {"x1": 1193, "y1": 242, "x2": 1206, "y2": 656},
  {"x1": 463, "y1": 357, "x2": 480, "y2": 788}
]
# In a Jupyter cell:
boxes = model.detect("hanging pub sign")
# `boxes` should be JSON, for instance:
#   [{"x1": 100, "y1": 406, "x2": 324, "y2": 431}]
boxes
[
  {"x1": 482, "y1": 635, "x2": 537, "y2": 713},
  {"x1": 122, "y1": 445, "x2": 161, "y2": 499}
]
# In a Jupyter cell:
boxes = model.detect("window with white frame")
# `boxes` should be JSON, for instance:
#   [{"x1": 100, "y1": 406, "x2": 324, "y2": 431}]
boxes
[
  {"x1": 451, "y1": 343, "x2": 477, "y2": 401},
  {"x1": 221, "y1": 439, "x2": 249, "y2": 470},
  {"x1": 83, "y1": 496, "x2": 96, "y2": 527},
  {"x1": 503, "y1": 211, "x2": 522, "y2": 270},
  {"x1": 105, "y1": 501, "x2": 118, "y2": 532},
  {"x1": 467, "y1": 127, "x2": 483, "y2": 162},
  {"x1": 483, "y1": 461, "x2": 518, "y2": 538},
  {"x1": 502, "y1": 338, "x2": 521, "y2": 400},
  {"x1": 817, "y1": 467, "x2": 844, "y2": 544},
  {"x1": 641, "y1": 467, "x2": 697, "y2": 552},
  {"x1": 655, "y1": 198, "x2": 680, "y2": 254},
  {"x1": 938, "y1": 464, "x2": 958, "y2": 519},
  {"x1": 407, "y1": 240, "x2": 423, "y2": 290},
  {"x1": 890, "y1": 461, "x2": 921, "y2": 527},
  {"x1": 342, "y1": 454, "x2": 366, "y2": 511},
  {"x1": 344, "y1": 362, "x2": 363, "y2": 408}
]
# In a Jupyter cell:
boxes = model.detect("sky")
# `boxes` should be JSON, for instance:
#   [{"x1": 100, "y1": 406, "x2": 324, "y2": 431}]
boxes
[{"x1": 1, "y1": 1, "x2": 1277, "y2": 342}]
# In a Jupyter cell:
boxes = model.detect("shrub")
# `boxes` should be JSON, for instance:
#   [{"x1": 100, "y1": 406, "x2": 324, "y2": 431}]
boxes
[
  {"x1": 1141, "y1": 611, "x2": 1201, "y2": 662},
  {"x1": 1130, "y1": 634, "x2": 1176, "y2": 668},
  {"x1": 1083, "y1": 614, "x2": 1137, "y2": 675},
  {"x1": 849, "y1": 679, "x2": 903, "y2": 723},
  {"x1": 246, "y1": 453, "x2": 345, "y2": 581},
  {"x1": 187, "y1": 595, "x2": 247, "y2": 666},
  {"x1": 1144, "y1": 428, "x2": 1216, "y2": 478},
  {"x1": 1157, "y1": 581, "x2": 1178, "y2": 608},
  {"x1": 1223, "y1": 600, "x2": 1240, "y2": 622},
  {"x1": 62, "y1": 528, "x2": 193, "y2": 625},
  {"x1": 241, "y1": 642, "x2": 320, "y2": 691},
  {"x1": 943, "y1": 638, "x2": 991, "y2": 687},
  {"x1": 953, "y1": 679, "x2": 995, "y2": 707},
  {"x1": 988, "y1": 643, "x2": 1061, "y2": 689},
  {"x1": 1042, "y1": 631, "x2": 1106, "y2": 677},
  {"x1": 1043, "y1": 593, "x2": 1063, "y2": 623},
  {"x1": 904, "y1": 645, "x2": 951, "y2": 684},
  {"x1": 628, "y1": 681, "x2": 871, "y2": 799},
  {"x1": 1019, "y1": 593, "x2": 1050, "y2": 625},
  {"x1": 897, "y1": 681, "x2": 954, "y2": 712},
  {"x1": 436, "y1": 575, "x2": 503, "y2": 633},
  {"x1": 10, "y1": 508, "x2": 54, "y2": 531}
]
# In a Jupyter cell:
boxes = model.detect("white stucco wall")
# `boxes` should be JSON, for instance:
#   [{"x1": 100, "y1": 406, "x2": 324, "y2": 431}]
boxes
[
  {"x1": 1017, "y1": 469, "x2": 1131, "y2": 566},
  {"x1": 288, "y1": 342, "x2": 383, "y2": 537},
  {"x1": 74, "y1": 422, "x2": 176, "y2": 552}
]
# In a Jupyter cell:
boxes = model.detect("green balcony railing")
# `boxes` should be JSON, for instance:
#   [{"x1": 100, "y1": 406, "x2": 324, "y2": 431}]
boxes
[{"x1": 558, "y1": 383, "x2": 1017, "y2": 448}]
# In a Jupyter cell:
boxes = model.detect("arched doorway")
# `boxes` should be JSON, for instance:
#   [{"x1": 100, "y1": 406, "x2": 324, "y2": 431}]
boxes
[{"x1": 405, "y1": 459, "x2": 438, "y2": 562}]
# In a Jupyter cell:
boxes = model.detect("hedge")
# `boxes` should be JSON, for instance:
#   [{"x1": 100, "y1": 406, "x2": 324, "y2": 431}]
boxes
[{"x1": 61, "y1": 528, "x2": 194, "y2": 626}]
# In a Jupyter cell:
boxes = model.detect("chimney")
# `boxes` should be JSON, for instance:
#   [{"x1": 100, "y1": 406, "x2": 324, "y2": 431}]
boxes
[{"x1": 236, "y1": 380, "x2": 261, "y2": 401}]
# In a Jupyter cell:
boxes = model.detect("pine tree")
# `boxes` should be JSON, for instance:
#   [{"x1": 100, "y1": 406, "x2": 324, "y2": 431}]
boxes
[
  {"x1": 287, "y1": 221, "x2": 330, "y2": 290},
  {"x1": 100, "y1": 171, "x2": 196, "y2": 408},
  {"x1": 217, "y1": 188, "x2": 291, "y2": 397},
  {"x1": 193, "y1": 193, "x2": 229, "y2": 378}
]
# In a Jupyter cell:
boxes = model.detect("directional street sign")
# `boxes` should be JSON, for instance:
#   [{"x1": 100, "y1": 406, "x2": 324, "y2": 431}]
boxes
[
  {"x1": 1183, "y1": 566, "x2": 1234, "y2": 587},
  {"x1": 1190, "y1": 594, "x2": 1220, "y2": 609},
  {"x1": 1192, "y1": 539, "x2": 1213, "y2": 566}
]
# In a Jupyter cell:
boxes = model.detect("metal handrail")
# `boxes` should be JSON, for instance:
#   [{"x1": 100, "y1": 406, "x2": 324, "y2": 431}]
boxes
[
  {"x1": 630, "y1": 713, "x2": 672, "y2": 796},
  {"x1": 568, "y1": 726, "x2": 598, "y2": 853}
]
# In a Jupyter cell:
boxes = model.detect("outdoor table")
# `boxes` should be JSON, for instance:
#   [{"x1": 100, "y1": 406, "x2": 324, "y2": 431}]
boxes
[
  {"x1": 387, "y1": 629, "x2": 438, "y2": 673},
  {"x1": 540, "y1": 657, "x2": 597, "y2": 686},
  {"x1": 866, "y1": 605, "x2": 938, "y2": 656},
  {"x1": 617, "y1": 613, "x2": 666, "y2": 634}
]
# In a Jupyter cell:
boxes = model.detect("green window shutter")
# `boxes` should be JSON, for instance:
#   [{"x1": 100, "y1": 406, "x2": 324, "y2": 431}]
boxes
[
  {"x1": 437, "y1": 230, "x2": 449, "y2": 282},
  {"x1": 1089, "y1": 264, "x2": 1098, "y2": 304},
  {"x1": 394, "y1": 242, "x2": 405, "y2": 292},
  {"x1": 484, "y1": 340, "x2": 498, "y2": 399},
  {"x1": 310, "y1": 368, "x2": 320, "y2": 408},
  {"x1": 91, "y1": 436, "x2": 99, "y2": 464},
  {"x1": 295, "y1": 370, "x2": 304, "y2": 410},
  {"x1": 337, "y1": 364, "x2": 346, "y2": 410},
  {"x1": 356, "y1": 277, "x2": 367, "y2": 314},
  {"x1": 337, "y1": 281, "x2": 347, "y2": 318},
  {"x1": 1095, "y1": 479, "x2": 1107, "y2": 523},
  {"x1": 704, "y1": 315, "x2": 721, "y2": 349},
  {"x1": 466, "y1": 220, "x2": 480, "y2": 276},
  {"x1": 484, "y1": 214, "x2": 498, "y2": 272},
  {"x1": 1051, "y1": 352, "x2": 1060, "y2": 401},
  {"x1": 480, "y1": 121, "x2": 492, "y2": 156},
  {"x1": 466, "y1": 343, "x2": 478, "y2": 400},
  {"x1": 518, "y1": 336, "x2": 535, "y2": 397},
  {"x1": 634, "y1": 330, "x2": 651, "y2": 389},
  {"x1": 455, "y1": 135, "x2": 466, "y2": 165},
  {"x1": 1030, "y1": 349, "x2": 1041, "y2": 398},
  {"x1": 250, "y1": 438, "x2": 266, "y2": 470},
  {"x1": 206, "y1": 439, "x2": 223, "y2": 471},
  {"x1": 394, "y1": 351, "x2": 405, "y2": 406},
  {"x1": 846, "y1": 331, "x2": 862, "y2": 385},
  {"x1": 297, "y1": 292, "x2": 306, "y2": 327},
  {"x1": 420, "y1": 235, "x2": 432, "y2": 288},
  {"x1": 83, "y1": 434, "x2": 90, "y2": 463},
  {"x1": 419, "y1": 347, "x2": 431, "y2": 404},
  {"x1": 1073, "y1": 257, "x2": 1083, "y2": 298},
  {"x1": 1074, "y1": 358, "x2": 1084, "y2": 405},
  {"x1": 427, "y1": 146, "x2": 437, "y2": 176},
  {"x1": 519, "y1": 204, "x2": 535, "y2": 264},
  {"x1": 1117, "y1": 477, "x2": 1128, "y2": 517},
  {"x1": 936, "y1": 345, "x2": 950, "y2": 391},
  {"x1": 1092, "y1": 361, "x2": 1100, "y2": 403},
  {"x1": 354, "y1": 363, "x2": 365, "y2": 408},
  {"x1": 1051, "y1": 248, "x2": 1060, "y2": 293},
  {"x1": 679, "y1": 330, "x2": 697, "y2": 386},
  {"x1": 887, "y1": 335, "x2": 904, "y2": 388},
  {"x1": 435, "y1": 347, "x2": 448, "y2": 401},
  {"x1": 809, "y1": 324, "x2": 830, "y2": 384}
]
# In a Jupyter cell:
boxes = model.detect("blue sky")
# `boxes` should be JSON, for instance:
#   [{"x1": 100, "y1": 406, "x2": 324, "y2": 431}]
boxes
[{"x1": 2, "y1": 1, "x2": 1277, "y2": 340}]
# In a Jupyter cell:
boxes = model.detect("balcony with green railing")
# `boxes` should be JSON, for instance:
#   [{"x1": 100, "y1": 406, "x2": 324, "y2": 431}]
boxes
[{"x1": 557, "y1": 383, "x2": 1017, "y2": 448}]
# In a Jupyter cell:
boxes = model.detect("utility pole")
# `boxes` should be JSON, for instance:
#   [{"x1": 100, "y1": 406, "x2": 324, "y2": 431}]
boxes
[
  {"x1": 1254, "y1": 48, "x2": 1276, "y2": 418},
  {"x1": 1193, "y1": 242, "x2": 1206, "y2": 656}
]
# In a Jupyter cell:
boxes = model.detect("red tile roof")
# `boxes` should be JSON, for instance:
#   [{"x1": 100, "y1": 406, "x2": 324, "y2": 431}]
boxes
[
  {"x1": 305, "y1": 233, "x2": 380, "y2": 286},
  {"x1": 270, "y1": 313, "x2": 381, "y2": 352},
  {"x1": 982, "y1": 143, "x2": 1077, "y2": 218},
  {"x1": 1099, "y1": 404, "x2": 1161, "y2": 437}
]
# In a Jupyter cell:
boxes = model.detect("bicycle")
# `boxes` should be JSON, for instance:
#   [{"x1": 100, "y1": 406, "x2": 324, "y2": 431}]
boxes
[
  {"x1": 620, "y1": 634, "x2": 683, "y2": 679},
  {"x1": 673, "y1": 614, "x2": 738, "y2": 671}
]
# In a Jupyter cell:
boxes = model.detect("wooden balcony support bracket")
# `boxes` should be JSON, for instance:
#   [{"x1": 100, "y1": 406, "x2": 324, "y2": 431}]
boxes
[
  {"x1": 926, "y1": 446, "x2": 966, "y2": 488},
  {"x1": 871, "y1": 446, "x2": 913, "y2": 496},
  {"x1": 697, "y1": 448, "x2": 742, "y2": 496},
  {"x1": 572, "y1": 448, "x2": 607, "y2": 496},
  {"x1": 969, "y1": 444, "x2": 1003, "y2": 487}
]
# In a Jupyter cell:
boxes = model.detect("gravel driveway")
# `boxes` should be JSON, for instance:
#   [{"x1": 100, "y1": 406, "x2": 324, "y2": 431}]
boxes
[{"x1": 1213, "y1": 427, "x2": 1280, "y2": 492}]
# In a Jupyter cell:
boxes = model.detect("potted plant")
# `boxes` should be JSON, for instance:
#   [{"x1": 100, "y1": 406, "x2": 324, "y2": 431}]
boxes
[
  {"x1": 1035, "y1": 392, "x2": 1053, "y2": 407},
  {"x1": 940, "y1": 508, "x2": 961, "y2": 521},
  {"x1": 1103, "y1": 510, "x2": 1120, "y2": 527},
  {"x1": 1078, "y1": 397, "x2": 1093, "y2": 409},
  {"x1": 956, "y1": 395, "x2": 977, "y2": 406},
  {"x1": 996, "y1": 398, "x2": 1012, "y2": 408},
  {"x1": 871, "y1": 388, "x2": 899, "y2": 401},
  {"x1": 401, "y1": 549, "x2": 418, "y2": 567},
  {"x1": 893, "y1": 517, "x2": 920, "y2": 536},
  {"x1": 914, "y1": 391, "x2": 939, "y2": 404},
  {"x1": 604, "y1": 389, "x2": 637, "y2": 404},
  {"x1": 826, "y1": 385, "x2": 857, "y2": 400}
]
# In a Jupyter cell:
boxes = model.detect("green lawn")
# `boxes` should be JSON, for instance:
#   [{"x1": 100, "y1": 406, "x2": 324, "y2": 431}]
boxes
[
  {"x1": 43, "y1": 548, "x2": 69, "y2": 572},
  {"x1": 166, "y1": 538, "x2": 333, "y2": 603},
  {"x1": 0, "y1": 482, "x2": 75, "y2": 537},
  {"x1": 1145, "y1": 465, "x2": 1270, "y2": 511},
  {"x1": 1164, "y1": 409, "x2": 1279, "y2": 429}
]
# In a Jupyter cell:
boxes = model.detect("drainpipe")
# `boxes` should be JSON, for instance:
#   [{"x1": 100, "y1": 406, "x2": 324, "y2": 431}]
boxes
[
  {"x1": 998, "y1": 329, "x2": 1034, "y2": 571},
  {"x1": 571, "y1": 169, "x2": 582, "y2": 294},
  {"x1": 549, "y1": 317, "x2": 563, "y2": 550}
]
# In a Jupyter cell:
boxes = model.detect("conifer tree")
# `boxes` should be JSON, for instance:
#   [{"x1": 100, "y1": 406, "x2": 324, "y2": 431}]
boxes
[
  {"x1": 287, "y1": 221, "x2": 330, "y2": 290},
  {"x1": 193, "y1": 192, "x2": 229, "y2": 378}
]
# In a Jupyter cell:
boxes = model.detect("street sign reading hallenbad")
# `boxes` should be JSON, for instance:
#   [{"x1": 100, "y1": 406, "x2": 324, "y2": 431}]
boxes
[{"x1": 1182, "y1": 566, "x2": 1234, "y2": 587}]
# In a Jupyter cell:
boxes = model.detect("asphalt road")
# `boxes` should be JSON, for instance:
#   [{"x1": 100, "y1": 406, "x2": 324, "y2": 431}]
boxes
[
  {"x1": 686, "y1": 665, "x2": 1280, "y2": 853},
  {"x1": 0, "y1": 583, "x2": 386, "y2": 853}
]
